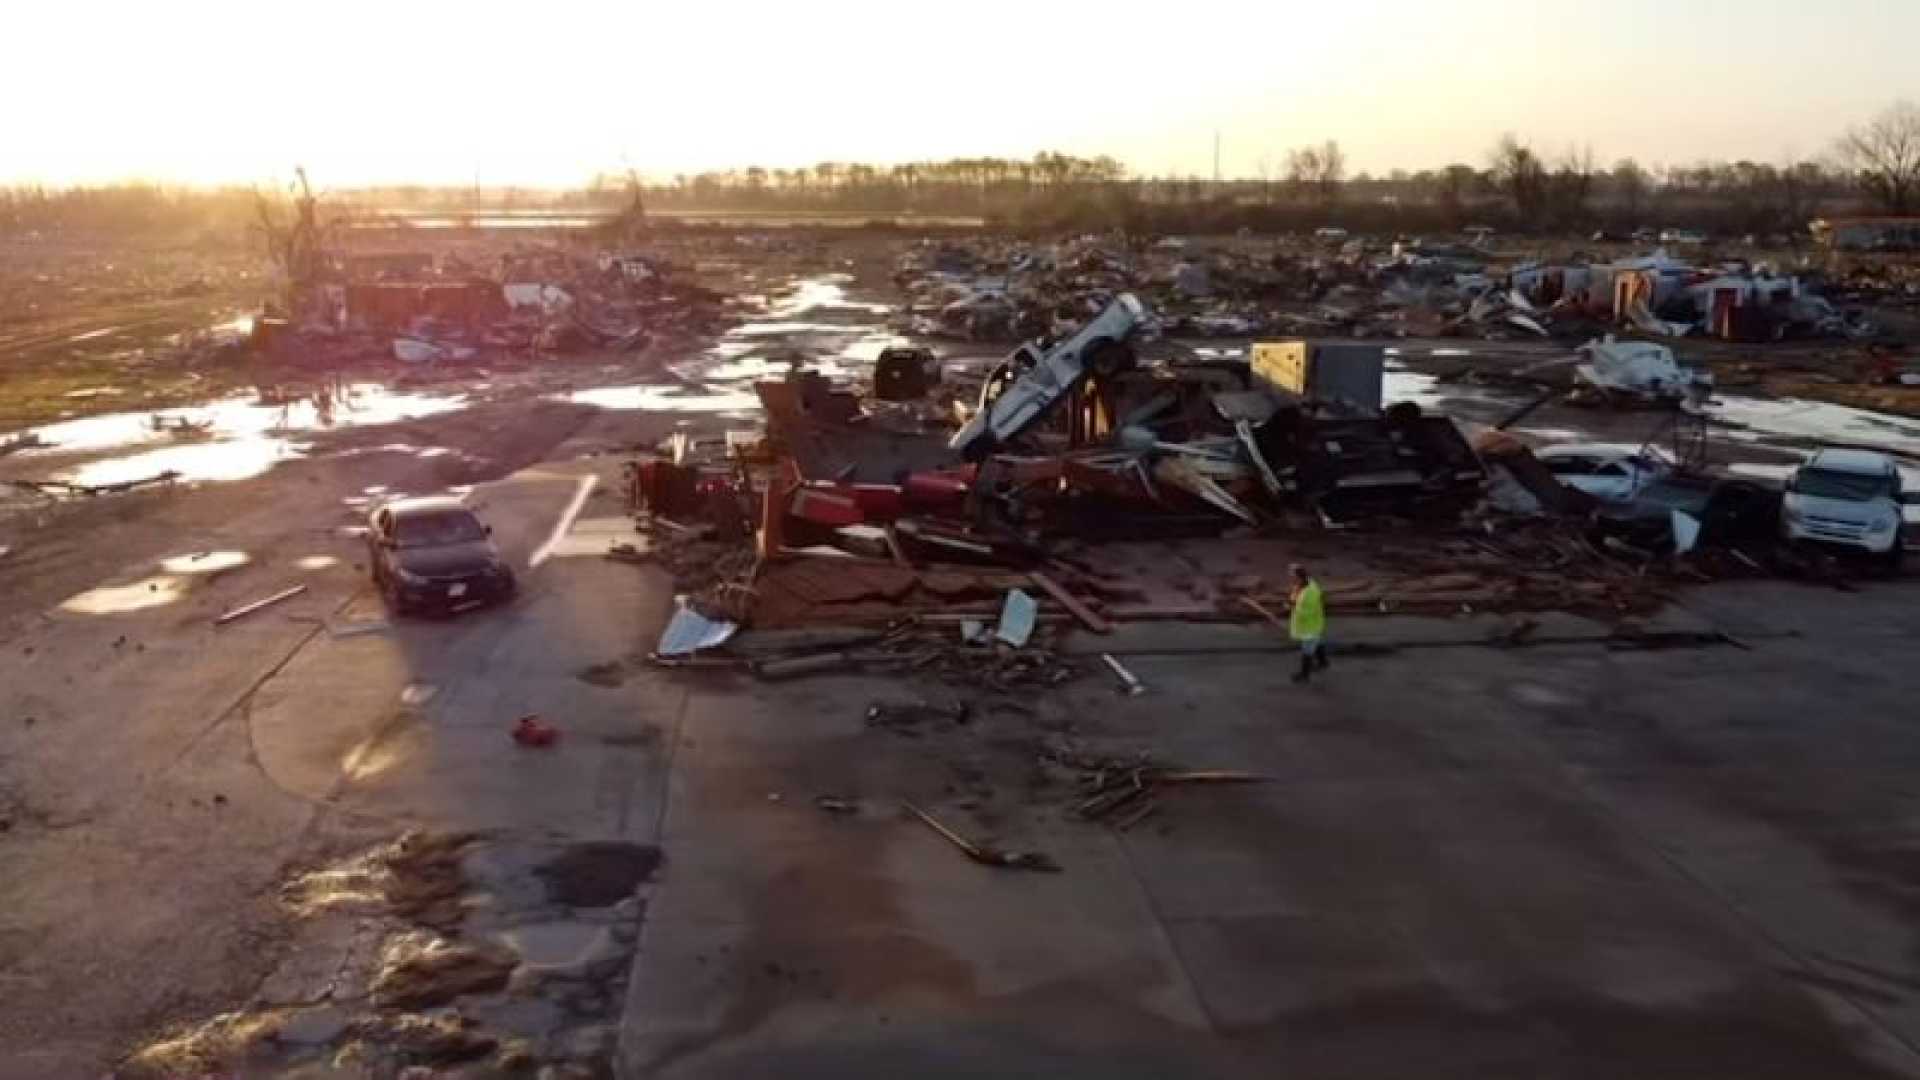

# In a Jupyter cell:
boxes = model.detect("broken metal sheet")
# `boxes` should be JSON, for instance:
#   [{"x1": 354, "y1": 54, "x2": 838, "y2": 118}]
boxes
[
  {"x1": 657, "y1": 599, "x2": 739, "y2": 657},
  {"x1": 1234, "y1": 419, "x2": 1284, "y2": 495},
  {"x1": 995, "y1": 588, "x2": 1038, "y2": 648},
  {"x1": 1507, "y1": 313, "x2": 1550, "y2": 336},
  {"x1": 1211, "y1": 390, "x2": 1279, "y2": 426},
  {"x1": 1154, "y1": 457, "x2": 1256, "y2": 524},
  {"x1": 1672, "y1": 510, "x2": 1702, "y2": 554}
]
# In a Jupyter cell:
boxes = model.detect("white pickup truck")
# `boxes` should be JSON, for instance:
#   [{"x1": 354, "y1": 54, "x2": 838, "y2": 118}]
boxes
[
  {"x1": 1781, "y1": 448, "x2": 1907, "y2": 569},
  {"x1": 948, "y1": 293, "x2": 1146, "y2": 460}
]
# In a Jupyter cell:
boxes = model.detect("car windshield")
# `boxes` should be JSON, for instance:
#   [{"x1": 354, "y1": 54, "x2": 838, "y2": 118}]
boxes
[
  {"x1": 1793, "y1": 468, "x2": 1892, "y2": 501},
  {"x1": 393, "y1": 510, "x2": 485, "y2": 548}
]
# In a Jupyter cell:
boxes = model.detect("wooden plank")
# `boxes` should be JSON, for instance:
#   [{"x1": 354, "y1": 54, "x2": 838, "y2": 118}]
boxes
[
  {"x1": 1241, "y1": 596, "x2": 1289, "y2": 634},
  {"x1": 1027, "y1": 570, "x2": 1114, "y2": 634},
  {"x1": 214, "y1": 584, "x2": 308, "y2": 626}
]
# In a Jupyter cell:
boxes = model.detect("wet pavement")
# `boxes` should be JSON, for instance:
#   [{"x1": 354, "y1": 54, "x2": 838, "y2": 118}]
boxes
[{"x1": 4, "y1": 383, "x2": 469, "y2": 487}]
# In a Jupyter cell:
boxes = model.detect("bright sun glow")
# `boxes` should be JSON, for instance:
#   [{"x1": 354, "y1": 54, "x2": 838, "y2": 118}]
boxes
[{"x1": 5, "y1": 0, "x2": 1913, "y2": 187}]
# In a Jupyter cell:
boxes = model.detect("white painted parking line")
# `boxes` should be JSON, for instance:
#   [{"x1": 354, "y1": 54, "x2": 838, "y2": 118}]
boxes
[{"x1": 528, "y1": 474, "x2": 598, "y2": 568}]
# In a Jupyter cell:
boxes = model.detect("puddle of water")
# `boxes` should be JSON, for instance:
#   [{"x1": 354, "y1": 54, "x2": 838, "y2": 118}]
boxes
[
  {"x1": 769, "y1": 276, "x2": 891, "y2": 319},
  {"x1": 693, "y1": 354, "x2": 857, "y2": 383},
  {"x1": 159, "y1": 550, "x2": 250, "y2": 574},
  {"x1": 1706, "y1": 395, "x2": 1920, "y2": 456},
  {"x1": 14, "y1": 384, "x2": 467, "y2": 456},
  {"x1": 64, "y1": 387, "x2": 122, "y2": 399},
  {"x1": 564, "y1": 386, "x2": 761, "y2": 412},
  {"x1": 211, "y1": 314, "x2": 256, "y2": 335},
  {"x1": 61, "y1": 574, "x2": 186, "y2": 614},
  {"x1": 11, "y1": 384, "x2": 469, "y2": 487},
  {"x1": 728, "y1": 320, "x2": 874, "y2": 338},
  {"x1": 67, "y1": 326, "x2": 120, "y2": 343},
  {"x1": 296, "y1": 555, "x2": 340, "y2": 571},
  {"x1": 60, "y1": 438, "x2": 305, "y2": 488}
]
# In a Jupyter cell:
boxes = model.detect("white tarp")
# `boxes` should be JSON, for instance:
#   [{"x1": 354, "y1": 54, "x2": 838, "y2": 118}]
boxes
[{"x1": 1575, "y1": 336, "x2": 1707, "y2": 397}]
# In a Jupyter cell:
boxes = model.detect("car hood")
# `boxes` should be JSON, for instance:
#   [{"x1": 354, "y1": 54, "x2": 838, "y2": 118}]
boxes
[
  {"x1": 1785, "y1": 491, "x2": 1898, "y2": 523},
  {"x1": 395, "y1": 540, "x2": 502, "y2": 578}
]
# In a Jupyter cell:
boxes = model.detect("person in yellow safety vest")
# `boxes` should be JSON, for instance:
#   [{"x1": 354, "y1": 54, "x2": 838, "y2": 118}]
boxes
[{"x1": 1287, "y1": 563, "x2": 1329, "y2": 684}]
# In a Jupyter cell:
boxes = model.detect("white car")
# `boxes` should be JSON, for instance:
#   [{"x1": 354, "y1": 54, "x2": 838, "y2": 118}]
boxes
[
  {"x1": 1535, "y1": 444, "x2": 1673, "y2": 503},
  {"x1": 1781, "y1": 448, "x2": 1906, "y2": 567}
]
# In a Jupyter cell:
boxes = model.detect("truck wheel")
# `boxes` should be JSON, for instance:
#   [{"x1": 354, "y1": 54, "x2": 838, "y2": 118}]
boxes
[{"x1": 1085, "y1": 340, "x2": 1136, "y2": 377}]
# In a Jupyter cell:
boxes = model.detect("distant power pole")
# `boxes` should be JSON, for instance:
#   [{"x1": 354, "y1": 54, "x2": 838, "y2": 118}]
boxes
[{"x1": 1213, "y1": 131, "x2": 1221, "y2": 183}]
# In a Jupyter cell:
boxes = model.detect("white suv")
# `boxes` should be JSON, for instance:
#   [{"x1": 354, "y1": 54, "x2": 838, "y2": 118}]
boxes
[{"x1": 1781, "y1": 449, "x2": 1907, "y2": 568}]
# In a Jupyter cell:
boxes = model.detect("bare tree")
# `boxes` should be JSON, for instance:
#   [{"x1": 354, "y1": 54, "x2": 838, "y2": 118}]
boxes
[
  {"x1": 1488, "y1": 134, "x2": 1548, "y2": 226},
  {"x1": 1837, "y1": 100, "x2": 1920, "y2": 214},
  {"x1": 1285, "y1": 139, "x2": 1345, "y2": 205},
  {"x1": 253, "y1": 167, "x2": 327, "y2": 314}
]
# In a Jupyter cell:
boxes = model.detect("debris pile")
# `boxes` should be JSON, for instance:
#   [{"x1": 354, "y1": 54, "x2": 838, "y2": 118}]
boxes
[
  {"x1": 605, "y1": 282, "x2": 1890, "y2": 671},
  {"x1": 258, "y1": 241, "x2": 732, "y2": 374},
  {"x1": 886, "y1": 233, "x2": 1891, "y2": 348}
]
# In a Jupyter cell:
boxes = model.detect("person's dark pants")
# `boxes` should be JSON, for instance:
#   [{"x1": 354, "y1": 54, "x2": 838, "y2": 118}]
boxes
[{"x1": 1292, "y1": 637, "x2": 1329, "y2": 683}]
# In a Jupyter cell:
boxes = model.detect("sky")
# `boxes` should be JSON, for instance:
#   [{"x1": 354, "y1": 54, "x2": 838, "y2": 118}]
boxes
[{"x1": 4, "y1": 0, "x2": 1915, "y2": 189}]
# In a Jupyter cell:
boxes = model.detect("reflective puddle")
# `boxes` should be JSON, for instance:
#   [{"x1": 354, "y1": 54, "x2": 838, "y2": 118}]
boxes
[
  {"x1": 565, "y1": 275, "x2": 904, "y2": 419},
  {"x1": 60, "y1": 574, "x2": 188, "y2": 614},
  {"x1": 159, "y1": 550, "x2": 251, "y2": 574},
  {"x1": 1705, "y1": 395, "x2": 1920, "y2": 456},
  {"x1": 564, "y1": 386, "x2": 760, "y2": 412},
  {"x1": 5, "y1": 384, "x2": 469, "y2": 487}
]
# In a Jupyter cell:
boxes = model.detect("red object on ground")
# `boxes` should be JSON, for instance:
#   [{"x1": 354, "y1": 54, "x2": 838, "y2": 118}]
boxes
[
  {"x1": 788, "y1": 486, "x2": 865, "y2": 527},
  {"x1": 512, "y1": 714, "x2": 559, "y2": 747},
  {"x1": 903, "y1": 466, "x2": 977, "y2": 507}
]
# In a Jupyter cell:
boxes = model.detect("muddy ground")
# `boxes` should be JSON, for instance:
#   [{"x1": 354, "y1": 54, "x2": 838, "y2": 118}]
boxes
[{"x1": 5, "y1": 229, "x2": 1920, "y2": 1077}]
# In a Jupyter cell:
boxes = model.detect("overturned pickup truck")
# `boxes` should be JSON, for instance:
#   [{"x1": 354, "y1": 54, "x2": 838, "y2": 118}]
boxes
[{"x1": 950, "y1": 293, "x2": 1147, "y2": 460}]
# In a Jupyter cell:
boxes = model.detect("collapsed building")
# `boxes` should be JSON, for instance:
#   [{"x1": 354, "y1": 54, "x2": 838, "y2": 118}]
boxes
[
  {"x1": 252, "y1": 243, "x2": 730, "y2": 368},
  {"x1": 620, "y1": 289, "x2": 1850, "y2": 653}
]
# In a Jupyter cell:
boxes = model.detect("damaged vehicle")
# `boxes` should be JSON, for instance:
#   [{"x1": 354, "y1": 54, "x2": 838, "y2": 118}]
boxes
[
  {"x1": 949, "y1": 292, "x2": 1146, "y2": 460},
  {"x1": 1780, "y1": 449, "x2": 1907, "y2": 569},
  {"x1": 1535, "y1": 444, "x2": 1674, "y2": 503},
  {"x1": 367, "y1": 497, "x2": 517, "y2": 614}
]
